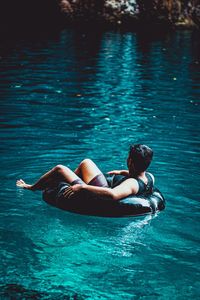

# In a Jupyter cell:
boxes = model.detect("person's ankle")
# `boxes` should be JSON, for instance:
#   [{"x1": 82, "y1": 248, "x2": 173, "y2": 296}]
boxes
[{"x1": 28, "y1": 185, "x2": 34, "y2": 191}]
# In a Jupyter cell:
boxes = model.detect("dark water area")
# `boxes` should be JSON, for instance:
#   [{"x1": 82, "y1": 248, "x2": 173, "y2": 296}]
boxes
[{"x1": 0, "y1": 29, "x2": 200, "y2": 299}]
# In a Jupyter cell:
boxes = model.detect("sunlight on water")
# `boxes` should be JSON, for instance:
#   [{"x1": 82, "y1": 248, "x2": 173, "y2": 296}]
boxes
[{"x1": 0, "y1": 29, "x2": 200, "y2": 299}]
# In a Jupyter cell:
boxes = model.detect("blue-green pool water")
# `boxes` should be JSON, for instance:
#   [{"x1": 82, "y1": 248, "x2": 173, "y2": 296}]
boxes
[{"x1": 0, "y1": 29, "x2": 200, "y2": 299}]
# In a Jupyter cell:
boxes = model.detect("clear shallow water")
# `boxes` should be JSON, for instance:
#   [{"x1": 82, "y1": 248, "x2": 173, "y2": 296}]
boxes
[{"x1": 0, "y1": 29, "x2": 200, "y2": 299}]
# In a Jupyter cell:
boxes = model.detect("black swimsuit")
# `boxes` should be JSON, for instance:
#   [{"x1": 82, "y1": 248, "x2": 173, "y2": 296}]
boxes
[{"x1": 105, "y1": 172, "x2": 154, "y2": 195}]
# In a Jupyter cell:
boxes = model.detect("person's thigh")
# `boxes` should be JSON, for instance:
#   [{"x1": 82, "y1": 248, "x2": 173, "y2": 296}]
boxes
[
  {"x1": 79, "y1": 159, "x2": 107, "y2": 185},
  {"x1": 88, "y1": 173, "x2": 108, "y2": 187}
]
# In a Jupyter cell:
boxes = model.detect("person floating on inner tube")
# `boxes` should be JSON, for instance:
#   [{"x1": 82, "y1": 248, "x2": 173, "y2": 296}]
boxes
[{"x1": 16, "y1": 144, "x2": 155, "y2": 201}]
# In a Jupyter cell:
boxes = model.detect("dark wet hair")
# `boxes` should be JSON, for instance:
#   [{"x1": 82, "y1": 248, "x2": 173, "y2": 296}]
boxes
[{"x1": 129, "y1": 144, "x2": 153, "y2": 176}]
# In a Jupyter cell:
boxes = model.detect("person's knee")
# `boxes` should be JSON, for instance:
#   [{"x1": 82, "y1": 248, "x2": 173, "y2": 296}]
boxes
[
  {"x1": 54, "y1": 164, "x2": 66, "y2": 173},
  {"x1": 80, "y1": 158, "x2": 93, "y2": 167}
]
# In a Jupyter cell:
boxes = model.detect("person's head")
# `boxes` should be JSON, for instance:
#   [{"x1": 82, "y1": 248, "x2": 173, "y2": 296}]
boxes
[{"x1": 127, "y1": 144, "x2": 153, "y2": 177}]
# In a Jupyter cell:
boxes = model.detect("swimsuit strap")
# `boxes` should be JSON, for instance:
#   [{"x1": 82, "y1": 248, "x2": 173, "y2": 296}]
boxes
[
  {"x1": 136, "y1": 172, "x2": 154, "y2": 195},
  {"x1": 136, "y1": 178, "x2": 146, "y2": 195},
  {"x1": 145, "y1": 172, "x2": 154, "y2": 193}
]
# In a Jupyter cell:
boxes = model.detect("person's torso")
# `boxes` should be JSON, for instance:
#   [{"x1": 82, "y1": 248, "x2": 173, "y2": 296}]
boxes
[{"x1": 105, "y1": 172, "x2": 154, "y2": 196}]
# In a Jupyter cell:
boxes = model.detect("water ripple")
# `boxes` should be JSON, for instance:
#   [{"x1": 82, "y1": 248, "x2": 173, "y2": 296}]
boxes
[{"x1": 0, "y1": 29, "x2": 200, "y2": 299}]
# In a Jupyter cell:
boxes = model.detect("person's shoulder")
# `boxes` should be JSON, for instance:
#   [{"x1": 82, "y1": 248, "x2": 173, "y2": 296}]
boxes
[{"x1": 122, "y1": 177, "x2": 140, "y2": 194}]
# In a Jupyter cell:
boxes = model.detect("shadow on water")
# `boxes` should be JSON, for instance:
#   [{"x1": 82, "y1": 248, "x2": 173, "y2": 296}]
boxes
[
  {"x1": 0, "y1": 30, "x2": 108, "y2": 167},
  {"x1": 0, "y1": 0, "x2": 65, "y2": 40}
]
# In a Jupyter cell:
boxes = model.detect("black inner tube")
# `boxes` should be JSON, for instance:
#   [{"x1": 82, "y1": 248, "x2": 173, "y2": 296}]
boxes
[{"x1": 42, "y1": 182, "x2": 165, "y2": 217}]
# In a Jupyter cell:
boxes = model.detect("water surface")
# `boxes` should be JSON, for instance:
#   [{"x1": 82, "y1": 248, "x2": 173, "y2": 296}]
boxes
[{"x1": 0, "y1": 29, "x2": 200, "y2": 299}]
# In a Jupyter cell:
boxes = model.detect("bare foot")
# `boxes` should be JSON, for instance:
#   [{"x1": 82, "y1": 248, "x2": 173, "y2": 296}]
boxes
[{"x1": 16, "y1": 179, "x2": 33, "y2": 190}]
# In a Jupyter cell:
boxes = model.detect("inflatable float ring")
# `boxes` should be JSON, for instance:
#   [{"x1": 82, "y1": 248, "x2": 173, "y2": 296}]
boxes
[{"x1": 43, "y1": 182, "x2": 165, "y2": 217}]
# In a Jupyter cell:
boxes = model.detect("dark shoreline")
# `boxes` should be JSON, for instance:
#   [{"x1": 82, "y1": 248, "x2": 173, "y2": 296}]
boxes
[{"x1": 0, "y1": 0, "x2": 199, "y2": 41}]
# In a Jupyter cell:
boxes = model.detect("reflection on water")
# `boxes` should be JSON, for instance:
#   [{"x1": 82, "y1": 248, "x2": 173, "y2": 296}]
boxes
[{"x1": 0, "y1": 29, "x2": 200, "y2": 299}]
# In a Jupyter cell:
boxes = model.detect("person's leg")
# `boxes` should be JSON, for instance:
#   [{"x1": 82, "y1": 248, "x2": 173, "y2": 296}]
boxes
[
  {"x1": 16, "y1": 165, "x2": 83, "y2": 191},
  {"x1": 74, "y1": 159, "x2": 108, "y2": 187}
]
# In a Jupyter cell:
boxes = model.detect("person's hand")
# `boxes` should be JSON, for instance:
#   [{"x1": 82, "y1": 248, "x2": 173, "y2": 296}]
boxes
[
  {"x1": 63, "y1": 184, "x2": 85, "y2": 199},
  {"x1": 107, "y1": 170, "x2": 121, "y2": 175}
]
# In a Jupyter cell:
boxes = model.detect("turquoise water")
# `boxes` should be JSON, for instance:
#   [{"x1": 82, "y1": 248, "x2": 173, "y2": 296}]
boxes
[{"x1": 0, "y1": 29, "x2": 200, "y2": 299}]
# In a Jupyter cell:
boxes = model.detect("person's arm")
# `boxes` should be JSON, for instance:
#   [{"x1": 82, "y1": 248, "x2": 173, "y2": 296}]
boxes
[
  {"x1": 107, "y1": 170, "x2": 129, "y2": 176},
  {"x1": 63, "y1": 178, "x2": 139, "y2": 201}
]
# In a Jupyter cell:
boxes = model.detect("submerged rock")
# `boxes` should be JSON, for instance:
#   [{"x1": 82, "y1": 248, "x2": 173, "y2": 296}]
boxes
[{"x1": 0, "y1": 283, "x2": 86, "y2": 299}]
